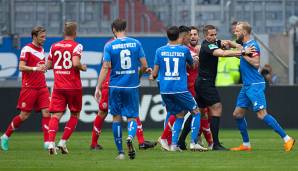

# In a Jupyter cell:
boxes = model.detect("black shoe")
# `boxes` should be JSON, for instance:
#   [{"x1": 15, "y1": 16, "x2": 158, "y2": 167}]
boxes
[
  {"x1": 126, "y1": 139, "x2": 136, "y2": 160},
  {"x1": 90, "y1": 144, "x2": 103, "y2": 150},
  {"x1": 177, "y1": 142, "x2": 187, "y2": 151},
  {"x1": 139, "y1": 140, "x2": 158, "y2": 150},
  {"x1": 212, "y1": 143, "x2": 229, "y2": 151}
]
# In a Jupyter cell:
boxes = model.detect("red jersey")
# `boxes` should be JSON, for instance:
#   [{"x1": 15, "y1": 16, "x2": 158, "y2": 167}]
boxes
[
  {"x1": 48, "y1": 40, "x2": 83, "y2": 90},
  {"x1": 187, "y1": 45, "x2": 199, "y2": 92},
  {"x1": 19, "y1": 43, "x2": 47, "y2": 88}
]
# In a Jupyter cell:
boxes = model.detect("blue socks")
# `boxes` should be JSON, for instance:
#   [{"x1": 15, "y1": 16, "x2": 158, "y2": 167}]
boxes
[
  {"x1": 190, "y1": 113, "x2": 201, "y2": 144},
  {"x1": 172, "y1": 118, "x2": 184, "y2": 145},
  {"x1": 112, "y1": 122, "x2": 123, "y2": 153},
  {"x1": 127, "y1": 120, "x2": 137, "y2": 140},
  {"x1": 263, "y1": 114, "x2": 286, "y2": 138},
  {"x1": 236, "y1": 117, "x2": 250, "y2": 143}
]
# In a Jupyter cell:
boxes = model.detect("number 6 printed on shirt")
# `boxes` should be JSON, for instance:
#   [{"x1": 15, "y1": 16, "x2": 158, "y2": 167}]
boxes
[{"x1": 120, "y1": 49, "x2": 131, "y2": 69}]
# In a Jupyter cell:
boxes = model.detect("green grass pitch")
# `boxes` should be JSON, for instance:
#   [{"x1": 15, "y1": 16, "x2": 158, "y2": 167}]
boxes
[{"x1": 0, "y1": 129, "x2": 297, "y2": 171}]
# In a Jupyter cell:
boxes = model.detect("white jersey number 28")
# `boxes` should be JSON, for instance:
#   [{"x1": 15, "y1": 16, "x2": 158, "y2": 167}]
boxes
[{"x1": 54, "y1": 50, "x2": 72, "y2": 69}]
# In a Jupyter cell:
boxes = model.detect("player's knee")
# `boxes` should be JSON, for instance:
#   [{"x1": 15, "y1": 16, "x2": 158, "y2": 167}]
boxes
[
  {"x1": 257, "y1": 110, "x2": 266, "y2": 120},
  {"x1": 113, "y1": 115, "x2": 121, "y2": 122},
  {"x1": 209, "y1": 103, "x2": 222, "y2": 116},
  {"x1": 192, "y1": 108, "x2": 200, "y2": 115},
  {"x1": 41, "y1": 109, "x2": 50, "y2": 117},
  {"x1": 176, "y1": 112, "x2": 185, "y2": 118},
  {"x1": 71, "y1": 112, "x2": 80, "y2": 118},
  {"x1": 233, "y1": 111, "x2": 242, "y2": 119},
  {"x1": 19, "y1": 111, "x2": 31, "y2": 120},
  {"x1": 98, "y1": 110, "x2": 108, "y2": 118}
]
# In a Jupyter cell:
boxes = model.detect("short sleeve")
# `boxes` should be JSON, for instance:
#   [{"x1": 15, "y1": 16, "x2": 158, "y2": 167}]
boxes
[
  {"x1": 136, "y1": 40, "x2": 145, "y2": 58},
  {"x1": 185, "y1": 48, "x2": 193, "y2": 65},
  {"x1": 204, "y1": 40, "x2": 221, "y2": 55},
  {"x1": 251, "y1": 42, "x2": 261, "y2": 57},
  {"x1": 73, "y1": 44, "x2": 83, "y2": 58},
  {"x1": 103, "y1": 43, "x2": 111, "y2": 62},
  {"x1": 19, "y1": 46, "x2": 29, "y2": 62},
  {"x1": 154, "y1": 49, "x2": 160, "y2": 66},
  {"x1": 47, "y1": 45, "x2": 53, "y2": 61}
]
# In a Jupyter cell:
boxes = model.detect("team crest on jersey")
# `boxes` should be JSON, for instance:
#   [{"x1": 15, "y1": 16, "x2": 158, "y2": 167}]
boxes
[
  {"x1": 208, "y1": 44, "x2": 218, "y2": 50},
  {"x1": 22, "y1": 102, "x2": 26, "y2": 108},
  {"x1": 102, "y1": 102, "x2": 107, "y2": 109}
]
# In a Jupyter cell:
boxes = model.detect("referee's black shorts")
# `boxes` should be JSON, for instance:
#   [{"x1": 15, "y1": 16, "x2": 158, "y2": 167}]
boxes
[{"x1": 195, "y1": 78, "x2": 221, "y2": 108}]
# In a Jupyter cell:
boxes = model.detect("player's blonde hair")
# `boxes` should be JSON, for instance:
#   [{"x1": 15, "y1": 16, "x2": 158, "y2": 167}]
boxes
[
  {"x1": 64, "y1": 21, "x2": 77, "y2": 36},
  {"x1": 237, "y1": 21, "x2": 252, "y2": 34}
]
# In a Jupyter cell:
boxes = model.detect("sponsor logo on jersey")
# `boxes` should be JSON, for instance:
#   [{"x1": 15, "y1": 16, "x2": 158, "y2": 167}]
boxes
[{"x1": 208, "y1": 44, "x2": 218, "y2": 50}]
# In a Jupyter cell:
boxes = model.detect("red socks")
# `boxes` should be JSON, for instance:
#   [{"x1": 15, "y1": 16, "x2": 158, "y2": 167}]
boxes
[
  {"x1": 200, "y1": 117, "x2": 213, "y2": 145},
  {"x1": 61, "y1": 115, "x2": 78, "y2": 141},
  {"x1": 161, "y1": 115, "x2": 176, "y2": 145},
  {"x1": 5, "y1": 115, "x2": 23, "y2": 137},
  {"x1": 42, "y1": 117, "x2": 50, "y2": 142},
  {"x1": 48, "y1": 117, "x2": 59, "y2": 142},
  {"x1": 135, "y1": 117, "x2": 145, "y2": 145},
  {"x1": 91, "y1": 115, "x2": 106, "y2": 146}
]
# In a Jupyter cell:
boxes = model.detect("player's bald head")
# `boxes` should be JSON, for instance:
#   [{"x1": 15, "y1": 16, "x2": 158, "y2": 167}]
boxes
[{"x1": 237, "y1": 21, "x2": 252, "y2": 34}]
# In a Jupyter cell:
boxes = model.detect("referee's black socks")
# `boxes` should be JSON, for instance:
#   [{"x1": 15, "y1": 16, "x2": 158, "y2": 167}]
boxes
[{"x1": 210, "y1": 116, "x2": 220, "y2": 146}]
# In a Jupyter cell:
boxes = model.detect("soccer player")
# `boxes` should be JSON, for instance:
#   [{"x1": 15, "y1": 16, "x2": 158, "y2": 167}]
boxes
[
  {"x1": 46, "y1": 22, "x2": 87, "y2": 155},
  {"x1": 151, "y1": 26, "x2": 206, "y2": 152},
  {"x1": 158, "y1": 26, "x2": 211, "y2": 150},
  {"x1": 91, "y1": 39, "x2": 157, "y2": 150},
  {"x1": 177, "y1": 26, "x2": 213, "y2": 150},
  {"x1": 230, "y1": 21, "x2": 295, "y2": 152},
  {"x1": 0, "y1": 26, "x2": 50, "y2": 151},
  {"x1": 94, "y1": 18, "x2": 151, "y2": 160},
  {"x1": 195, "y1": 25, "x2": 254, "y2": 150}
]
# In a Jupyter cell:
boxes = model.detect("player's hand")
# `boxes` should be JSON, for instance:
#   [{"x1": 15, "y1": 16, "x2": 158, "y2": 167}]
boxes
[
  {"x1": 148, "y1": 74, "x2": 154, "y2": 81},
  {"x1": 36, "y1": 64, "x2": 47, "y2": 73},
  {"x1": 145, "y1": 67, "x2": 152, "y2": 74},
  {"x1": 81, "y1": 64, "x2": 87, "y2": 71},
  {"x1": 94, "y1": 86, "x2": 102, "y2": 102},
  {"x1": 221, "y1": 40, "x2": 230, "y2": 49},
  {"x1": 192, "y1": 55, "x2": 199, "y2": 64},
  {"x1": 244, "y1": 46, "x2": 256, "y2": 56}
]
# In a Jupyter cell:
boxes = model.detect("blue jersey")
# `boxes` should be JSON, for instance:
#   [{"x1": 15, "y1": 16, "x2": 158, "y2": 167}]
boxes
[
  {"x1": 154, "y1": 44, "x2": 193, "y2": 94},
  {"x1": 240, "y1": 40, "x2": 265, "y2": 85},
  {"x1": 103, "y1": 37, "x2": 145, "y2": 88}
]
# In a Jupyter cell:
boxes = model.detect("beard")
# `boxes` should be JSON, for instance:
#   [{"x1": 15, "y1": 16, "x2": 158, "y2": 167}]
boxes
[
  {"x1": 236, "y1": 34, "x2": 244, "y2": 45},
  {"x1": 190, "y1": 40, "x2": 198, "y2": 47}
]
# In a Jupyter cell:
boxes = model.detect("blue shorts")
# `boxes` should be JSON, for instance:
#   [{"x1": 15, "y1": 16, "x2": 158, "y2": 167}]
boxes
[
  {"x1": 108, "y1": 87, "x2": 139, "y2": 118},
  {"x1": 161, "y1": 92, "x2": 197, "y2": 115},
  {"x1": 236, "y1": 83, "x2": 267, "y2": 112}
]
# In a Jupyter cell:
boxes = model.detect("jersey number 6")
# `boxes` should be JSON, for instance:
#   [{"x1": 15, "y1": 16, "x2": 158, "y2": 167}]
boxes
[{"x1": 120, "y1": 49, "x2": 131, "y2": 69}]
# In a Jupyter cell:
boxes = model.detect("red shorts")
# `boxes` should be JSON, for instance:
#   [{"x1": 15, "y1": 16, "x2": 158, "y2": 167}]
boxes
[
  {"x1": 99, "y1": 87, "x2": 109, "y2": 112},
  {"x1": 17, "y1": 87, "x2": 50, "y2": 112},
  {"x1": 49, "y1": 89, "x2": 82, "y2": 113}
]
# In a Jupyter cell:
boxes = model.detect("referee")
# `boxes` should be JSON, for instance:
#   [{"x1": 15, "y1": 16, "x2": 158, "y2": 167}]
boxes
[{"x1": 195, "y1": 24, "x2": 253, "y2": 150}]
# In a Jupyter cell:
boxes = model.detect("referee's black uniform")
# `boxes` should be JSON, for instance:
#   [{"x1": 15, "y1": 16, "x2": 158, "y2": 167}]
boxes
[{"x1": 195, "y1": 39, "x2": 226, "y2": 150}]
